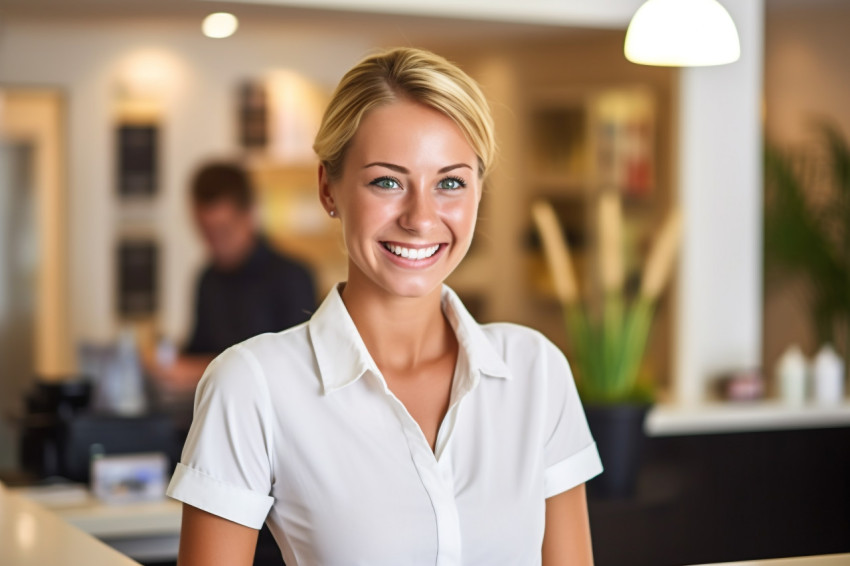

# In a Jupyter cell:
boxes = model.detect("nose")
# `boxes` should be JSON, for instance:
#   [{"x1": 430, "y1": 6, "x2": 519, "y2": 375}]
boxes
[{"x1": 399, "y1": 186, "x2": 439, "y2": 234}]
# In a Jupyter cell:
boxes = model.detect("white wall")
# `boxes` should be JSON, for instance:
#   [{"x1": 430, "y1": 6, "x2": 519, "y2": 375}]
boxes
[
  {"x1": 0, "y1": 17, "x2": 375, "y2": 350},
  {"x1": 674, "y1": 0, "x2": 765, "y2": 404}
]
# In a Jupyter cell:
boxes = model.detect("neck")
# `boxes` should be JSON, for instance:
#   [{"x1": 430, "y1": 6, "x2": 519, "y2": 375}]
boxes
[
  {"x1": 341, "y1": 270, "x2": 452, "y2": 373},
  {"x1": 213, "y1": 234, "x2": 259, "y2": 271}
]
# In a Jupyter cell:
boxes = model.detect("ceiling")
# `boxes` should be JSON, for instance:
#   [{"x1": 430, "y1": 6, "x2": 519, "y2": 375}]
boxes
[
  {"x1": 0, "y1": 0, "x2": 639, "y2": 28},
  {"x1": 202, "y1": 0, "x2": 644, "y2": 28},
  {"x1": 0, "y1": 0, "x2": 842, "y2": 31},
  {"x1": 0, "y1": 0, "x2": 613, "y2": 44}
]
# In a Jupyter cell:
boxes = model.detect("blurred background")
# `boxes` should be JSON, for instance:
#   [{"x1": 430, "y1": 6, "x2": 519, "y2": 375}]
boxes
[{"x1": 0, "y1": 0, "x2": 848, "y2": 565}]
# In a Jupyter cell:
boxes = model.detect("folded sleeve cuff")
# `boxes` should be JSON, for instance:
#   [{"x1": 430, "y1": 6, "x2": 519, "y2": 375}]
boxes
[
  {"x1": 544, "y1": 442, "x2": 604, "y2": 499},
  {"x1": 166, "y1": 463, "x2": 273, "y2": 529}
]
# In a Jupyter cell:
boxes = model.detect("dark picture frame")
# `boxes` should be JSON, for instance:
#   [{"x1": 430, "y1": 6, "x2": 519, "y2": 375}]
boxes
[
  {"x1": 117, "y1": 123, "x2": 158, "y2": 197},
  {"x1": 116, "y1": 238, "x2": 158, "y2": 317}
]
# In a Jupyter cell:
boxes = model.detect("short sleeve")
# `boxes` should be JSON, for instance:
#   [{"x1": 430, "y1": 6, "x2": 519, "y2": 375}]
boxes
[
  {"x1": 166, "y1": 343, "x2": 275, "y2": 528},
  {"x1": 541, "y1": 340, "x2": 603, "y2": 498}
]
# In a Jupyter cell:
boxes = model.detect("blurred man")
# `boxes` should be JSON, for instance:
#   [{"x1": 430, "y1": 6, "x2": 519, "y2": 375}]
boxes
[{"x1": 152, "y1": 161, "x2": 315, "y2": 392}]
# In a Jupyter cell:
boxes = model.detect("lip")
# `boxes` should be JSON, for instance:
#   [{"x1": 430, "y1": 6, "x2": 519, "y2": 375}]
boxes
[{"x1": 379, "y1": 240, "x2": 447, "y2": 268}]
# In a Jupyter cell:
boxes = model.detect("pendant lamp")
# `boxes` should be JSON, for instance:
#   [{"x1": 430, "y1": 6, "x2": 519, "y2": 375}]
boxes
[{"x1": 624, "y1": 0, "x2": 741, "y2": 67}]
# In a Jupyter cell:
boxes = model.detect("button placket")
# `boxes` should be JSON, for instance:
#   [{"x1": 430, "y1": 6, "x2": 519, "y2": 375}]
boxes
[
  {"x1": 401, "y1": 416, "x2": 462, "y2": 566},
  {"x1": 375, "y1": 375, "x2": 463, "y2": 566}
]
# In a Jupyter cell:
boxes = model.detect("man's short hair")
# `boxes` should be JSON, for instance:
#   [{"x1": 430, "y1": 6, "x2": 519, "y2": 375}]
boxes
[{"x1": 191, "y1": 162, "x2": 254, "y2": 210}]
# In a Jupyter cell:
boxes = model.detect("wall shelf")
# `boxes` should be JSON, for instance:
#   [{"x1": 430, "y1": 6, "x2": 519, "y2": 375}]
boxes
[{"x1": 647, "y1": 400, "x2": 850, "y2": 437}]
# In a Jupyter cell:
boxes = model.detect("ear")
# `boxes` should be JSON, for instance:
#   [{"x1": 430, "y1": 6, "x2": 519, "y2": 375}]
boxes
[{"x1": 317, "y1": 163, "x2": 336, "y2": 217}]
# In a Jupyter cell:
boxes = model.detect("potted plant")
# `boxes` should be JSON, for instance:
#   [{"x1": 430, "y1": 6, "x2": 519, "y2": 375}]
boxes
[
  {"x1": 532, "y1": 192, "x2": 681, "y2": 498},
  {"x1": 764, "y1": 123, "x2": 850, "y2": 370}
]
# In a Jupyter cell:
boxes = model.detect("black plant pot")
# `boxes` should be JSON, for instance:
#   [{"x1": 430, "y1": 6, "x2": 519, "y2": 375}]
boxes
[{"x1": 584, "y1": 403, "x2": 651, "y2": 499}]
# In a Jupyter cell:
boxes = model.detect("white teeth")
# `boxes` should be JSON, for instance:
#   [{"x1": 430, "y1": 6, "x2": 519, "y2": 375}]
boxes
[{"x1": 384, "y1": 243, "x2": 440, "y2": 260}]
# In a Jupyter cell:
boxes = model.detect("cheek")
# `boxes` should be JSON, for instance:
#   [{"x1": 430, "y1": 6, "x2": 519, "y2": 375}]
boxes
[
  {"x1": 340, "y1": 193, "x2": 392, "y2": 248},
  {"x1": 202, "y1": 221, "x2": 226, "y2": 240},
  {"x1": 442, "y1": 197, "x2": 479, "y2": 239},
  {"x1": 345, "y1": 191, "x2": 399, "y2": 225}
]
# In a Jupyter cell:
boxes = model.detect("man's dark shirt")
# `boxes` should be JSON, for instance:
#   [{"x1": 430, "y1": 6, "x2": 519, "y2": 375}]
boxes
[{"x1": 184, "y1": 236, "x2": 316, "y2": 355}]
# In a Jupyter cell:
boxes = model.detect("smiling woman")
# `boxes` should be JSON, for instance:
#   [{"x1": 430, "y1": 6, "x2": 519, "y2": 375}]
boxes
[
  {"x1": 167, "y1": 47, "x2": 602, "y2": 566},
  {"x1": 320, "y1": 99, "x2": 481, "y2": 300}
]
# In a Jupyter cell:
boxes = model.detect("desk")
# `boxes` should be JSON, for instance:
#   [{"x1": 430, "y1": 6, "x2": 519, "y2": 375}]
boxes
[
  {"x1": 0, "y1": 482, "x2": 140, "y2": 566},
  {"x1": 695, "y1": 554, "x2": 850, "y2": 565},
  {"x1": 12, "y1": 486, "x2": 182, "y2": 563}
]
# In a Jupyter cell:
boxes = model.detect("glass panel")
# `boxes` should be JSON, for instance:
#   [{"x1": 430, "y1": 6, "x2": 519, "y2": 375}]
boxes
[{"x1": 0, "y1": 142, "x2": 37, "y2": 469}]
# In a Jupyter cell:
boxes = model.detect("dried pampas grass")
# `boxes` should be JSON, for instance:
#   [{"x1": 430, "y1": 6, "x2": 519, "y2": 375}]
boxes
[
  {"x1": 531, "y1": 200, "x2": 579, "y2": 305},
  {"x1": 641, "y1": 208, "x2": 682, "y2": 300}
]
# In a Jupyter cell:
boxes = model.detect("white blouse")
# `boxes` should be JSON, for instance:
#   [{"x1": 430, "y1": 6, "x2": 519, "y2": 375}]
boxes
[{"x1": 166, "y1": 284, "x2": 602, "y2": 566}]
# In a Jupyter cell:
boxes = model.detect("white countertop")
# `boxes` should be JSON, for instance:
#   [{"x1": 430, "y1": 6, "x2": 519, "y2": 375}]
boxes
[
  {"x1": 694, "y1": 553, "x2": 850, "y2": 565},
  {"x1": 11, "y1": 485, "x2": 182, "y2": 562},
  {"x1": 646, "y1": 400, "x2": 850, "y2": 436},
  {"x1": 0, "y1": 483, "x2": 141, "y2": 566},
  {"x1": 41, "y1": 494, "x2": 182, "y2": 539}
]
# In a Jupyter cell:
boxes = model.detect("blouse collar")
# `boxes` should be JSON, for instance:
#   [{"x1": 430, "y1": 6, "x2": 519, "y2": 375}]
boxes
[{"x1": 308, "y1": 284, "x2": 512, "y2": 396}]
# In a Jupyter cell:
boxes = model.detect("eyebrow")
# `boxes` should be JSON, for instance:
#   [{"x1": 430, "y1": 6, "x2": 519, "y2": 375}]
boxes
[{"x1": 363, "y1": 162, "x2": 473, "y2": 174}]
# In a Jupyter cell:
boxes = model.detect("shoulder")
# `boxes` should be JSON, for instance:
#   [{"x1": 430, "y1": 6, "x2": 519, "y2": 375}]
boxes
[
  {"x1": 233, "y1": 323, "x2": 311, "y2": 366},
  {"x1": 267, "y1": 255, "x2": 316, "y2": 300},
  {"x1": 199, "y1": 340, "x2": 266, "y2": 391},
  {"x1": 199, "y1": 324, "x2": 310, "y2": 395},
  {"x1": 266, "y1": 249, "x2": 313, "y2": 279},
  {"x1": 476, "y1": 321, "x2": 574, "y2": 389},
  {"x1": 195, "y1": 264, "x2": 215, "y2": 286},
  {"x1": 480, "y1": 322, "x2": 565, "y2": 361}
]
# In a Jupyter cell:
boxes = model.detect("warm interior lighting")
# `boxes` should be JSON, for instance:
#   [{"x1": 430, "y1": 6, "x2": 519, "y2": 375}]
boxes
[
  {"x1": 624, "y1": 0, "x2": 740, "y2": 67},
  {"x1": 202, "y1": 12, "x2": 239, "y2": 39}
]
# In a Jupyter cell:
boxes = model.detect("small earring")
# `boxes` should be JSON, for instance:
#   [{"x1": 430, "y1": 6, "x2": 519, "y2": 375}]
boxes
[{"x1": 329, "y1": 210, "x2": 336, "y2": 217}]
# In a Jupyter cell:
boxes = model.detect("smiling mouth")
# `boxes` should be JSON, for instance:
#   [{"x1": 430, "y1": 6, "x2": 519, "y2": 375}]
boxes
[{"x1": 381, "y1": 242, "x2": 442, "y2": 260}]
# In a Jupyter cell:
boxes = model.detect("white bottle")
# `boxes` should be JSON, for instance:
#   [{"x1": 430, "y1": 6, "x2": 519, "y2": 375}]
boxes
[
  {"x1": 156, "y1": 336, "x2": 177, "y2": 369},
  {"x1": 777, "y1": 345, "x2": 808, "y2": 405},
  {"x1": 812, "y1": 344, "x2": 845, "y2": 406},
  {"x1": 114, "y1": 328, "x2": 147, "y2": 416}
]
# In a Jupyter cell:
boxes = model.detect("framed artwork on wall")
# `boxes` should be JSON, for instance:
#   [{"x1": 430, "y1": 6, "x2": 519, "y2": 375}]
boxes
[
  {"x1": 116, "y1": 238, "x2": 158, "y2": 318},
  {"x1": 238, "y1": 81, "x2": 268, "y2": 150},
  {"x1": 116, "y1": 123, "x2": 158, "y2": 198}
]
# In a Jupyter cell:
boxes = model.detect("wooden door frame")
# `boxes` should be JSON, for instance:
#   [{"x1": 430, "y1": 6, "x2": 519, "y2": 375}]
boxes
[{"x1": 1, "y1": 88, "x2": 73, "y2": 379}]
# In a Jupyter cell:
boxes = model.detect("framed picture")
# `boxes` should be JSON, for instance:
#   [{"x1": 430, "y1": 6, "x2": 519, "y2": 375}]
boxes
[
  {"x1": 117, "y1": 123, "x2": 158, "y2": 197},
  {"x1": 238, "y1": 80, "x2": 268, "y2": 149},
  {"x1": 117, "y1": 238, "x2": 158, "y2": 317},
  {"x1": 592, "y1": 88, "x2": 656, "y2": 200}
]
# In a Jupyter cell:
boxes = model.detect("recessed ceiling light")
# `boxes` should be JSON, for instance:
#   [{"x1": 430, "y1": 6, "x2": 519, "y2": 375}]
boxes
[{"x1": 202, "y1": 12, "x2": 239, "y2": 39}]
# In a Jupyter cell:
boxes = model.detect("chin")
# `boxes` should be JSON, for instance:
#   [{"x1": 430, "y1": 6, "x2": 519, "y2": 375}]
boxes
[{"x1": 377, "y1": 273, "x2": 445, "y2": 299}]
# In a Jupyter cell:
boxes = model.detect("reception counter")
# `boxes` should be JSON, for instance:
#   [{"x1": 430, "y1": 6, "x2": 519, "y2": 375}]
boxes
[
  {"x1": 0, "y1": 482, "x2": 140, "y2": 566},
  {"x1": 3, "y1": 478, "x2": 848, "y2": 566}
]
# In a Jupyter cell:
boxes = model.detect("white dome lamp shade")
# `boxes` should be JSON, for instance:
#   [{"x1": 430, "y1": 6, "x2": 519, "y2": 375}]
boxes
[
  {"x1": 202, "y1": 12, "x2": 239, "y2": 39},
  {"x1": 624, "y1": 0, "x2": 741, "y2": 67}
]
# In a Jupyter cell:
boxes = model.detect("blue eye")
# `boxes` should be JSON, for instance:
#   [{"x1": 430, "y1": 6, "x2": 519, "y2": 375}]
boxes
[
  {"x1": 438, "y1": 176, "x2": 466, "y2": 190},
  {"x1": 370, "y1": 176, "x2": 400, "y2": 190}
]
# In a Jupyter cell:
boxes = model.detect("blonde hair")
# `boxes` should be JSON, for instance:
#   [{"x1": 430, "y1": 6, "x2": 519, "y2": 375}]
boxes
[{"x1": 313, "y1": 47, "x2": 496, "y2": 181}]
